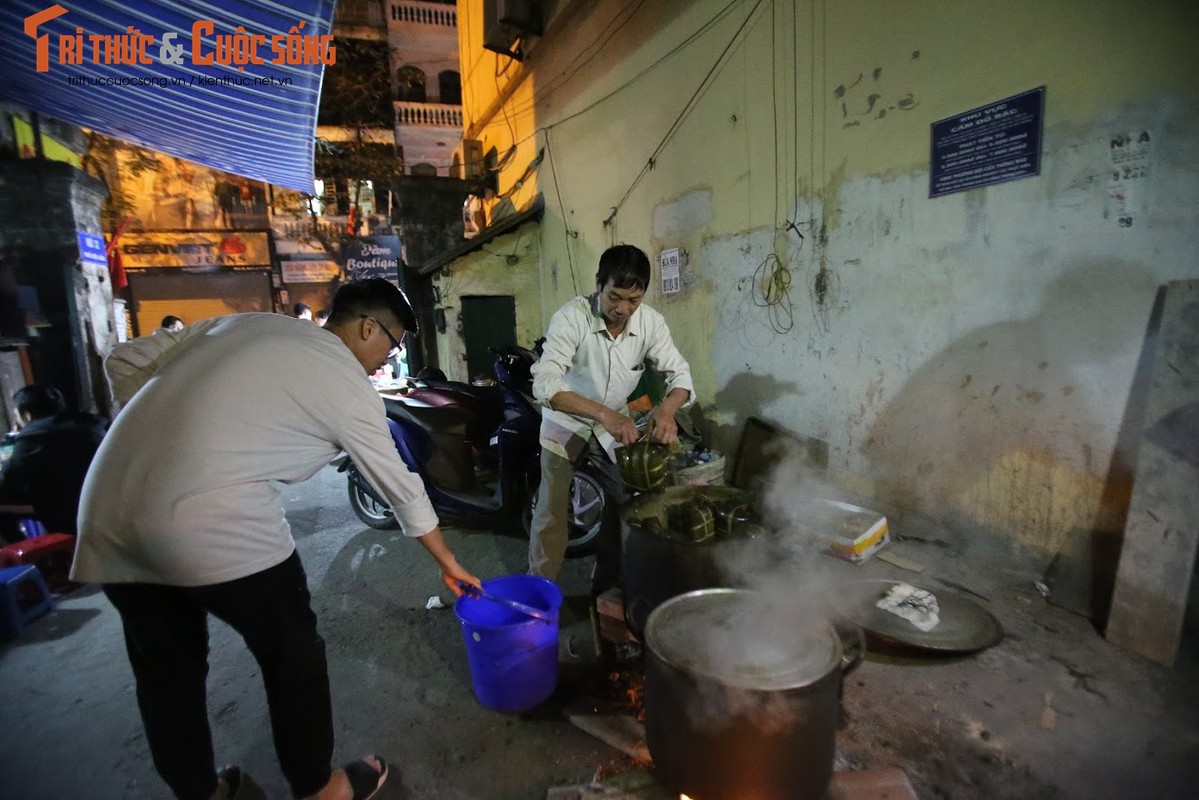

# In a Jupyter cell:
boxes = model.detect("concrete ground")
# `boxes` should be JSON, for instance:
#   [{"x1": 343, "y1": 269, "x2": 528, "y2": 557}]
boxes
[{"x1": 2, "y1": 464, "x2": 1196, "y2": 800}]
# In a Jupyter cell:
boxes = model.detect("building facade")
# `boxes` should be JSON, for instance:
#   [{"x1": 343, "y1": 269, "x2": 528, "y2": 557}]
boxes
[{"x1": 445, "y1": 0, "x2": 1199, "y2": 570}]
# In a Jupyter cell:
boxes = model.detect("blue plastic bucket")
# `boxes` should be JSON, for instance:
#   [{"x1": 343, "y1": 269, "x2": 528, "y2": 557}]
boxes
[{"x1": 455, "y1": 575, "x2": 563, "y2": 713}]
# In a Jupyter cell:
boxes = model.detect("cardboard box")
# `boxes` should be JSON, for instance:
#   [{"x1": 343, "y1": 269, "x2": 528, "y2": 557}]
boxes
[{"x1": 809, "y1": 499, "x2": 890, "y2": 563}]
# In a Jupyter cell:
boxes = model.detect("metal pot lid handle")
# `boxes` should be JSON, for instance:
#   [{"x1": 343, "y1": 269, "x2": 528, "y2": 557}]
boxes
[{"x1": 836, "y1": 621, "x2": 867, "y2": 676}]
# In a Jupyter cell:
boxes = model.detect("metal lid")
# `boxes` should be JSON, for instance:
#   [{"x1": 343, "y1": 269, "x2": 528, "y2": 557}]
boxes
[{"x1": 644, "y1": 588, "x2": 841, "y2": 691}]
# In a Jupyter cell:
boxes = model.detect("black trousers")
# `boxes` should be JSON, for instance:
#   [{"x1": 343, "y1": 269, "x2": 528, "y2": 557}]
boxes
[
  {"x1": 103, "y1": 550, "x2": 333, "y2": 800},
  {"x1": 583, "y1": 446, "x2": 629, "y2": 596}
]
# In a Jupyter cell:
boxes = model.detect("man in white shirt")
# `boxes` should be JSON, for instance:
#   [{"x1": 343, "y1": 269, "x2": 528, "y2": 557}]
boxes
[
  {"x1": 73, "y1": 278, "x2": 479, "y2": 800},
  {"x1": 529, "y1": 244, "x2": 693, "y2": 594}
]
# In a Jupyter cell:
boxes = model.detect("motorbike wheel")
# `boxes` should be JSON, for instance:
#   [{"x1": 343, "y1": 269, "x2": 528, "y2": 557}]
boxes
[
  {"x1": 524, "y1": 463, "x2": 605, "y2": 556},
  {"x1": 347, "y1": 479, "x2": 400, "y2": 530}
]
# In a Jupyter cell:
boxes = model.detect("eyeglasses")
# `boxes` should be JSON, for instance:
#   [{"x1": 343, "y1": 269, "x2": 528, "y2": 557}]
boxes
[{"x1": 361, "y1": 315, "x2": 404, "y2": 359}]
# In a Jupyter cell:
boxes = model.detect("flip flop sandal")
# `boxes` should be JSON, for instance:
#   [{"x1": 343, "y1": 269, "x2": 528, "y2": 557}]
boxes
[{"x1": 344, "y1": 756, "x2": 389, "y2": 800}]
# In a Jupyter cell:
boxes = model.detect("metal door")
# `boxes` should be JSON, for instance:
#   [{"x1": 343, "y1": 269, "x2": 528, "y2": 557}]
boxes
[{"x1": 460, "y1": 295, "x2": 516, "y2": 381}]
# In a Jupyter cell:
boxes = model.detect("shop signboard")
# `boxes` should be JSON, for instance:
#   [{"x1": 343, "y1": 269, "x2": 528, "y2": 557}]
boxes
[
  {"x1": 343, "y1": 235, "x2": 401, "y2": 283},
  {"x1": 119, "y1": 231, "x2": 271, "y2": 270},
  {"x1": 280, "y1": 259, "x2": 341, "y2": 284}
]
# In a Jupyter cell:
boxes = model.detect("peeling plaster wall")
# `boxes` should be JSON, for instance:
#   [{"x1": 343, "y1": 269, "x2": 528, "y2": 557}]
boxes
[
  {"x1": 458, "y1": 0, "x2": 1199, "y2": 558},
  {"x1": 430, "y1": 222, "x2": 542, "y2": 381}
]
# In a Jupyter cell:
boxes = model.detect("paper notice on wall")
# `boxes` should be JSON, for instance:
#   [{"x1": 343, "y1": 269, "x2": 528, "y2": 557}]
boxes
[
  {"x1": 1107, "y1": 131, "x2": 1151, "y2": 229},
  {"x1": 660, "y1": 248, "x2": 681, "y2": 294}
]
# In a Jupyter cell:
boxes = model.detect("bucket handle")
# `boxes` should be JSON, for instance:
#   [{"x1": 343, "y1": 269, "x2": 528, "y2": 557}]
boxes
[{"x1": 459, "y1": 582, "x2": 554, "y2": 623}]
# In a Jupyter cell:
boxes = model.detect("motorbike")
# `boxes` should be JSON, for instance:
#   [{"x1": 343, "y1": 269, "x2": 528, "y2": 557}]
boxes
[{"x1": 338, "y1": 340, "x2": 606, "y2": 556}]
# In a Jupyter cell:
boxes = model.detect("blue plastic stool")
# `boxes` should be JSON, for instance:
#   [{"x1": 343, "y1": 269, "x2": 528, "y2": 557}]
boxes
[{"x1": 0, "y1": 565, "x2": 56, "y2": 640}]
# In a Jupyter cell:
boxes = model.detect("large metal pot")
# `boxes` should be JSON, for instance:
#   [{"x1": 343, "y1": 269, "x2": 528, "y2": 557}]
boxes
[
  {"x1": 644, "y1": 588, "x2": 864, "y2": 800},
  {"x1": 621, "y1": 486, "x2": 764, "y2": 639}
]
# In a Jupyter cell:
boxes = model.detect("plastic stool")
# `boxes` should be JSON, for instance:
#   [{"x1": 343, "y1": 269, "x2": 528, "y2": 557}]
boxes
[
  {"x1": 0, "y1": 565, "x2": 56, "y2": 640},
  {"x1": 0, "y1": 534, "x2": 77, "y2": 591},
  {"x1": 18, "y1": 518, "x2": 47, "y2": 538}
]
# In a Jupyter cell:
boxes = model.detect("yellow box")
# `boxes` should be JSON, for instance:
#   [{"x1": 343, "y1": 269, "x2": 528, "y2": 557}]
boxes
[{"x1": 813, "y1": 499, "x2": 890, "y2": 563}]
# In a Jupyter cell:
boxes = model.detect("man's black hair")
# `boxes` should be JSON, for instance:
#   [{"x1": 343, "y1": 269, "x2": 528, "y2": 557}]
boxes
[
  {"x1": 326, "y1": 278, "x2": 418, "y2": 335},
  {"x1": 596, "y1": 244, "x2": 651, "y2": 292},
  {"x1": 160, "y1": 315, "x2": 184, "y2": 328},
  {"x1": 293, "y1": 303, "x2": 312, "y2": 316},
  {"x1": 14, "y1": 384, "x2": 66, "y2": 420}
]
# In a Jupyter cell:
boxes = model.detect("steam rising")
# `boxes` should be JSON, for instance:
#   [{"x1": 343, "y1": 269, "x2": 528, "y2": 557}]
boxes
[{"x1": 656, "y1": 437, "x2": 866, "y2": 734}]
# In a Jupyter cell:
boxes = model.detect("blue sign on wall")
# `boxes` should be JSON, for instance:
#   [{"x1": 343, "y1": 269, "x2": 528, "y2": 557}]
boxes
[
  {"x1": 77, "y1": 231, "x2": 107, "y2": 269},
  {"x1": 930, "y1": 87, "x2": 1045, "y2": 198}
]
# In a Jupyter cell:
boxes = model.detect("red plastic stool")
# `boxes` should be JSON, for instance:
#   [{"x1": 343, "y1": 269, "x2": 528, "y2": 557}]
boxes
[
  {"x1": 0, "y1": 565, "x2": 56, "y2": 640},
  {"x1": 0, "y1": 534, "x2": 77, "y2": 592}
]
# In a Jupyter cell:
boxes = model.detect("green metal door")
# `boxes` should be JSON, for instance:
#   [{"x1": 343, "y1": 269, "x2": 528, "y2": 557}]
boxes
[{"x1": 461, "y1": 295, "x2": 516, "y2": 381}]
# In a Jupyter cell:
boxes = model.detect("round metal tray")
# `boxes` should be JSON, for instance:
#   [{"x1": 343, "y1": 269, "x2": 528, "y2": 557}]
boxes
[{"x1": 841, "y1": 579, "x2": 1004, "y2": 654}]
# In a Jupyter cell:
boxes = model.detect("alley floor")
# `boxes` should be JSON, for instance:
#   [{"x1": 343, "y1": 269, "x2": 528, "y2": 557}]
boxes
[{"x1": 2, "y1": 464, "x2": 1196, "y2": 799}]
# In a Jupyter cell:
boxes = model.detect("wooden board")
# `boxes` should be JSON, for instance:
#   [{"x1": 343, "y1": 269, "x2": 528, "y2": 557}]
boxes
[{"x1": 1105, "y1": 281, "x2": 1199, "y2": 666}]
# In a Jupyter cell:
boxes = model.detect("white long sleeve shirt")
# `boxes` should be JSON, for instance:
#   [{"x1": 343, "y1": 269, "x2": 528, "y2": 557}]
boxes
[
  {"x1": 72, "y1": 313, "x2": 438, "y2": 586},
  {"x1": 531, "y1": 294, "x2": 693, "y2": 461}
]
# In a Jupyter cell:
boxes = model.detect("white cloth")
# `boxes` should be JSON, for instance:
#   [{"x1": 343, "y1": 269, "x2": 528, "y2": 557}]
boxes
[
  {"x1": 531, "y1": 294, "x2": 693, "y2": 461},
  {"x1": 462, "y1": 195, "x2": 483, "y2": 238},
  {"x1": 72, "y1": 313, "x2": 438, "y2": 586},
  {"x1": 876, "y1": 583, "x2": 941, "y2": 632}
]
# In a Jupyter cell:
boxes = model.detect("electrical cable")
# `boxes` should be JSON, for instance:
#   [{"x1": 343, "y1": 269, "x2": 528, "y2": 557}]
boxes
[
  {"x1": 543, "y1": 129, "x2": 580, "y2": 296},
  {"x1": 750, "y1": 252, "x2": 795, "y2": 335},
  {"x1": 511, "y1": 0, "x2": 747, "y2": 128},
  {"x1": 453, "y1": 0, "x2": 747, "y2": 183},
  {"x1": 541, "y1": 0, "x2": 647, "y2": 103},
  {"x1": 497, "y1": 0, "x2": 655, "y2": 121},
  {"x1": 771, "y1": 0, "x2": 780, "y2": 233},
  {"x1": 480, "y1": 217, "x2": 524, "y2": 263},
  {"x1": 603, "y1": 0, "x2": 767, "y2": 229}
]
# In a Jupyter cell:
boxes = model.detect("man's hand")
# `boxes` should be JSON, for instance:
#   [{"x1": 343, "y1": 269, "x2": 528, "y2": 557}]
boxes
[
  {"x1": 648, "y1": 405, "x2": 679, "y2": 444},
  {"x1": 603, "y1": 408, "x2": 640, "y2": 445},
  {"x1": 417, "y1": 526, "x2": 481, "y2": 597},
  {"x1": 441, "y1": 559, "x2": 481, "y2": 597}
]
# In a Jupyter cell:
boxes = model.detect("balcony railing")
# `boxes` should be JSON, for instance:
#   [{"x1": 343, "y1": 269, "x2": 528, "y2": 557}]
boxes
[
  {"x1": 391, "y1": 1, "x2": 457, "y2": 27},
  {"x1": 394, "y1": 101, "x2": 463, "y2": 128}
]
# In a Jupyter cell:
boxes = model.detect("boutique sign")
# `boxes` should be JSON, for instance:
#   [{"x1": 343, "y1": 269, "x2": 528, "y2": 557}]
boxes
[{"x1": 343, "y1": 236, "x2": 401, "y2": 283}]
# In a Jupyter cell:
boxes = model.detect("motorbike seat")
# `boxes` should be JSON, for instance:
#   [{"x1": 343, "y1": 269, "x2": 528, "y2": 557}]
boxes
[
  {"x1": 382, "y1": 394, "x2": 470, "y2": 436},
  {"x1": 419, "y1": 378, "x2": 505, "y2": 408}
]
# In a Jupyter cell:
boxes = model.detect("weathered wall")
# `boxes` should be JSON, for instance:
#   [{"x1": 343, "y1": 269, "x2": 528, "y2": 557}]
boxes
[
  {"x1": 393, "y1": 174, "x2": 474, "y2": 268},
  {"x1": 0, "y1": 159, "x2": 112, "y2": 414},
  {"x1": 458, "y1": 0, "x2": 1199, "y2": 560},
  {"x1": 430, "y1": 220, "x2": 543, "y2": 381}
]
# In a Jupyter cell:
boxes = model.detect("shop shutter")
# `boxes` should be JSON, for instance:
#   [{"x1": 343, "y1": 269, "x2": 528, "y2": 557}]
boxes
[{"x1": 128, "y1": 272, "x2": 273, "y2": 337}]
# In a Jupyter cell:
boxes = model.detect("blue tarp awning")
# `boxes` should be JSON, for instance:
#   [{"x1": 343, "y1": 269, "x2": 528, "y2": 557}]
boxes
[{"x1": 0, "y1": 0, "x2": 336, "y2": 193}]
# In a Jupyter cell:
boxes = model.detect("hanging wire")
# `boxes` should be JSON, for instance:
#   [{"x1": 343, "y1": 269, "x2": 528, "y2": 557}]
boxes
[
  {"x1": 507, "y1": 0, "x2": 745, "y2": 126},
  {"x1": 771, "y1": 0, "x2": 780, "y2": 234},
  {"x1": 481, "y1": 218, "x2": 525, "y2": 263},
  {"x1": 543, "y1": 129, "x2": 580, "y2": 296},
  {"x1": 745, "y1": 0, "x2": 801, "y2": 338},
  {"x1": 602, "y1": 0, "x2": 767, "y2": 229},
  {"x1": 750, "y1": 252, "x2": 795, "y2": 334}
]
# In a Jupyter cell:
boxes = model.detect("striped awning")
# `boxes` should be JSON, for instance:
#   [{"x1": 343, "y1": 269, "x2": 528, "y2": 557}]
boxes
[{"x1": 0, "y1": 0, "x2": 336, "y2": 194}]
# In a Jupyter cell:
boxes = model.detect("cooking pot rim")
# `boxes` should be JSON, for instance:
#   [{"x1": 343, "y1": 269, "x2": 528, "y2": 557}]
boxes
[{"x1": 644, "y1": 587, "x2": 843, "y2": 691}]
